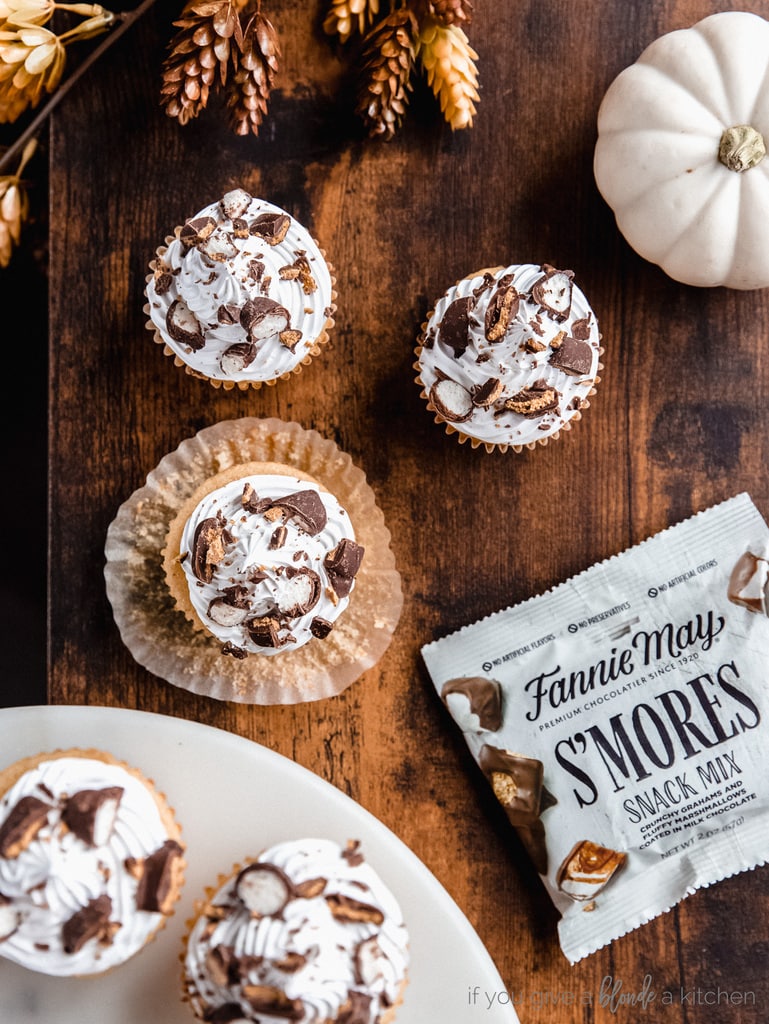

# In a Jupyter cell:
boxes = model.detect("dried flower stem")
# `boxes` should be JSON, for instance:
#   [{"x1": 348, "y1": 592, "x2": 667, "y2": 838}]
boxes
[{"x1": 0, "y1": 0, "x2": 156, "y2": 175}]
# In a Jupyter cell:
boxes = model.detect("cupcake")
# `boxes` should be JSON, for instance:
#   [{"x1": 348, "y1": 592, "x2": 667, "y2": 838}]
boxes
[
  {"x1": 0, "y1": 748, "x2": 186, "y2": 976},
  {"x1": 414, "y1": 263, "x2": 603, "y2": 452},
  {"x1": 143, "y1": 189, "x2": 336, "y2": 389},
  {"x1": 182, "y1": 837, "x2": 409, "y2": 1023},
  {"x1": 104, "y1": 417, "x2": 403, "y2": 704},
  {"x1": 162, "y1": 461, "x2": 365, "y2": 660}
]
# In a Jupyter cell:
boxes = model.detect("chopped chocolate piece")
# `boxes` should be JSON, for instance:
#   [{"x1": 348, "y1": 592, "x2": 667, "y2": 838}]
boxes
[
  {"x1": 325, "y1": 538, "x2": 365, "y2": 598},
  {"x1": 221, "y1": 641, "x2": 248, "y2": 659},
  {"x1": 241, "y1": 482, "x2": 271, "y2": 515},
  {"x1": 326, "y1": 893, "x2": 384, "y2": 925},
  {"x1": 205, "y1": 944, "x2": 237, "y2": 986},
  {"x1": 274, "y1": 951, "x2": 307, "y2": 972},
  {"x1": 277, "y1": 567, "x2": 322, "y2": 617},
  {"x1": 242, "y1": 984, "x2": 303, "y2": 1019},
  {"x1": 220, "y1": 188, "x2": 252, "y2": 221},
  {"x1": 62, "y1": 894, "x2": 113, "y2": 954},
  {"x1": 479, "y1": 745, "x2": 544, "y2": 825},
  {"x1": 199, "y1": 227, "x2": 239, "y2": 262},
  {"x1": 246, "y1": 616, "x2": 282, "y2": 648},
  {"x1": 485, "y1": 275, "x2": 519, "y2": 341},
  {"x1": 342, "y1": 839, "x2": 364, "y2": 866},
  {"x1": 203, "y1": 1003, "x2": 250, "y2": 1023},
  {"x1": 504, "y1": 380, "x2": 560, "y2": 417},
  {"x1": 0, "y1": 795, "x2": 52, "y2": 858},
  {"x1": 727, "y1": 548, "x2": 769, "y2": 614},
  {"x1": 293, "y1": 876, "x2": 327, "y2": 898},
  {"x1": 279, "y1": 329, "x2": 302, "y2": 351},
  {"x1": 309, "y1": 616, "x2": 333, "y2": 639},
  {"x1": 153, "y1": 267, "x2": 174, "y2": 295},
  {"x1": 355, "y1": 935, "x2": 386, "y2": 986},
  {"x1": 0, "y1": 893, "x2": 21, "y2": 941},
  {"x1": 337, "y1": 992, "x2": 373, "y2": 1024},
  {"x1": 439, "y1": 295, "x2": 474, "y2": 356},
  {"x1": 516, "y1": 819, "x2": 549, "y2": 875},
  {"x1": 191, "y1": 513, "x2": 229, "y2": 584},
  {"x1": 62, "y1": 786, "x2": 123, "y2": 847},
  {"x1": 166, "y1": 298, "x2": 205, "y2": 351},
  {"x1": 240, "y1": 297, "x2": 290, "y2": 342},
  {"x1": 531, "y1": 265, "x2": 574, "y2": 320},
  {"x1": 231, "y1": 217, "x2": 249, "y2": 239},
  {"x1": 270, "y1": 525, "x2": 288, "y2": 549},
  {"x1": 549, "y1": 334, "x2": 593, "y2": 376},
  {"x1": 236, "y1": 862, "x2": 294, "y2": 916},
  {"x1": 471, "y1": 377, "x2": 504, "y2": 409},
  {"x1": 556, "y1": 840, "x2": 627, "y2": 901},
  {"x1": 220, "y1": 342, "x2": 257, "y2": 376},
  {"x1": 135, "y1": 839, "x2": 184, "y2": 914},
  {"x1": 278, "y1": 254, "x2": 317, "y2": 294},
  {"x1": 250, "y1": 211, "x2": 291, "y2": 245},
  {"x1": 571, "y1": 314, "x2": 592, "y2": 339},
  {"x1": 217, "y1": 303, "x2": 240, "y2": 325},
  {"x1": 523, "y1": 336, "x2": 547, "y2": 353},
  {"x1": 429, "y1": 377, "x2": 474, "y2": 422},
  {"x1": 269, "y1": 489, "x2": 328, "y2": 535},
  {"x1": 179, "y1": 216, "x2": 216, "y2": 249},
  {"x1": 441, "y1": 676, "x2": 503, "y2": 732},
  {"x1": 208, "y1": 596, "x2": 251, "y2": 627}
]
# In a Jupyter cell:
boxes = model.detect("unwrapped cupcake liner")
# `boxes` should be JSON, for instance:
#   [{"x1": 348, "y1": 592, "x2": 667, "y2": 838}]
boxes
[
  {"x1": 143, "y1": 236, "x2": 337, "y2": 391},
  {"x1": 104, "y1": 418, "x2": 402, "y2": 704}
]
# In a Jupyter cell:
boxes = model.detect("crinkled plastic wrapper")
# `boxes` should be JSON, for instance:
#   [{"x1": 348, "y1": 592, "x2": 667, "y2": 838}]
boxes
[
  {"x1": 104, "y1": 418, "x2": 402, "y2": 704},
  {"x1": 422, "y1": 492, "x2": 769, "y2": 963}
]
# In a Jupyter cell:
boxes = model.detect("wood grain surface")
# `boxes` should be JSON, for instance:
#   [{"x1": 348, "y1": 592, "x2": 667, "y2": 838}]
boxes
[{"x1": 38, "y1": 0, "x2": 769, "y2": 1020}]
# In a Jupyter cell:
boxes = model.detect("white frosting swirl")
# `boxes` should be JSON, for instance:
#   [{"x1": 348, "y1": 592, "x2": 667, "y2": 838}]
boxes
[
  {"x1": 184, "y1": 838, "x2": 410, "y2": 1023},
  {"x1": 0, "y1": 756, "x2": 180, "y2": 976},
  {"x1": 145, "y1": 190, "x2": 334, "y2": 383},
  {"x1": 178, "y1": 474, "x2": 361, "y2": 656},
  {"x1": 417, "y1": 263, "x2": 601, "y2": 447}
]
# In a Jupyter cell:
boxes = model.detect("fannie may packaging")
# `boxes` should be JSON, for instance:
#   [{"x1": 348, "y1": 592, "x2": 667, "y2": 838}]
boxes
[{"x1": 421, "y1": 493, "x2": 769, "y2": 963}]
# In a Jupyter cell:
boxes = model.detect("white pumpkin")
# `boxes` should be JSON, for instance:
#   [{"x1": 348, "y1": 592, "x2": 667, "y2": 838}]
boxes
[{"x1": 594, "y1": 10, "x2": 769, "y2": 290}]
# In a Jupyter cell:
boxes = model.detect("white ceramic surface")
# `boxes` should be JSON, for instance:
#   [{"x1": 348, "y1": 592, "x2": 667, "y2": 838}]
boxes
[{"x1": 0, "y1": 706, "x2": 520, "y2": 1024}]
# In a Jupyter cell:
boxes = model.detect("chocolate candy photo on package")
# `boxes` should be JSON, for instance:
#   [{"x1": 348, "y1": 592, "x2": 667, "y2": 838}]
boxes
[{"x1": 422, "y1": 492, "x2": 769, "y2": 963}]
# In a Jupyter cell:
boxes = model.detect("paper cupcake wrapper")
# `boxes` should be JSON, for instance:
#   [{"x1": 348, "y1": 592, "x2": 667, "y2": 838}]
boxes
[
  {"x1": 414, "y1": 266, "x2": 603, "y2": 454},
  {"x1": 143, "y1": 237, "x2": 337, "y2": 391},
  {"x1": 104, "y1": 418, "x2": 403, "y2": 705}
]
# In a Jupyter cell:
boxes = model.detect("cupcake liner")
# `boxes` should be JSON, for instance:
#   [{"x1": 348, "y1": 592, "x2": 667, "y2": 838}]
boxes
[
  {"x1": 143, "y1": 236, "x2": 337, "y2": 391},
  {"x1": 104, "y1": 418, "x2": 403, "y2": 705},
  {"x1": 414, "y1": 266, "x2": 604, "y2": 454},
  {"x1": 0, "y1": 748, "x2": 186, "y2": 977}
]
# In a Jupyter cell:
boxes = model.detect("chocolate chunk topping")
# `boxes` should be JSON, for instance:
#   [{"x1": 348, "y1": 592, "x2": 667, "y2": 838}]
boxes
[
  {"x1": 278, "y1": 253, "x2": 317, "y2": 294},
  {"x1": 242, "y1": 984, "x2": 303, "y2": 1019},
  {"x1": 277, "y1": 567, "x2": 322, "y2": 617},
  {"x1": 220, "y1": 342, "x2": 257, "y2": 376},
  {"x1": 246, "y1": 616, "x2": 282, "y2": 648},
  {"x1": 221, "y1": 641, "x2": 248, "y2": 659},
  {"x1": 504, "y1": 380, "x2": 560, "y2": 417},
  {"x1": 240, "y1": 296, "x2": 290, "y2": 342},
  {"x1": 342, "y1": 839, "x2": 364, "y2": 866},
  {"x1": 531, "y1": 265, "x2": 574, "y2": 321},
  {"x1": 441, "y1": 676, "x2": 503, "y2": 731},
  {"x1": 166, "y1": 298, "x2": 205, "y2": 350},
  {"x1": 479, "y1": 745, "x2": 544, "y2": 826},
  {"x1": 429, "y1": 377, "x2": 474, "y2": 422},
  {"x1": 439, "y1": 295, "x2": 474, "y2": 356},
  {"x1": 242, "y1": 482, "x2": 271, "y2": 515},
  {"x1": 471, "y1": 377, "x2": 503, "y2": 409},
  {"x1": 62, "y1": 894, "x2": 113, "y2": 954},
  {"x1": 208, "y1": 595, "x2": 251, "y2": 627},
  {"x1": 274, "y1": 951, "x2": 307, "y2": 973},
  {"x1": 279, "y1": 329, "x2": 302, "y2": 351},
  {"x1": 272, "y1": 489, "x2": 328, "y2": 535},
  {"x1": 204, "y1": 944, "x2": 237, "y2": 986},
  {"x1": 337, "y1": 992, "x2": 373, "y2": 1024},
  {"x1": 191, "y1": 512, "x2": 229, "y2": 583},
  {"x1": 179, "y1": 216, "x2": 216, "y2": 249},
  {"x1": 0, "y1": 795, "x2": 52, "y2": 858},
  {"x1": 135, "y1": 839, "x2": 184, "y2": 914},
  {"x1": 216, "y1": 303, "x2": 240, "y2": 325},
  {"x1": 326, "y1": 893, "x2": 384, "y2": 925},
  {"x1": 293, "y1": 876, "x2": 327, "y2": 898},
  {"x1": 249, "y1": 211, "x2": 291, "y2": 245},
  {"x1": 309, "y1": 616, "x2": 333, "y2": 639},
  {"x1": 485, "y1": 275, "x2": 519, "y2": 341},
  {"x1": 62, "y1": 786, "x2": 123, "y2": 847},
  {"x1": 549, "y1": 334, "x2": 593, "y2": 376},
  {"x1": 325, "y1": 538, "x2": 365, "y2": 598},
  {"x1": 198, "y1": 227, "x2": 239, "y2": 262},
  {"x1": 204, "y1": 1004, "x2": 249, "y2": 1023},
  {"x1": 571, "y1": 314, "x2": 592, "y2": 340},
  {"x1": 270, "y1": 525, "x2": 288, "y2": 549},
  {"x1": 355, "y1": 935, "x2": 386, "y2": 986}
]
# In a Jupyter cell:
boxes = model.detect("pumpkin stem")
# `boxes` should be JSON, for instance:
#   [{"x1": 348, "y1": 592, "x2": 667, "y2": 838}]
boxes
[{"x1": 718, "y1": 125, "x2": 766, "y2": 172}]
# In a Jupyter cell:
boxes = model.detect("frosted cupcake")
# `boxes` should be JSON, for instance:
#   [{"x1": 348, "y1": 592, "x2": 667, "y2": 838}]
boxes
[
  {"x1": 144, "y1": 189, "x2": 336, "y2": 389},
  {"x1": 0, "y1": 749, "x2": 185, "y2": 976},
  {"x1": 414, "y1": 263, "x2": 603, "y2": 452},
  {"x1": 182, "y1": 837, "x2": 409, "y2": 1023},
  {"x1": 163, "y1": 462, "x2": 365, "y2": 660}
]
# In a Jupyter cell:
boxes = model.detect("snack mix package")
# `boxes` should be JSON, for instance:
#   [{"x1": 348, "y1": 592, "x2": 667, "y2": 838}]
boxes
[{"x1": 422, "y1": 492, "x2": 769, "y2": 963}]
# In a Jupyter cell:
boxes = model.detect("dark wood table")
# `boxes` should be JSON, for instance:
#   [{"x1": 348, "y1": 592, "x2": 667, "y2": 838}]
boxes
[{"x1": 17, "y1": 0, "x2": 769, "y2": 1019}]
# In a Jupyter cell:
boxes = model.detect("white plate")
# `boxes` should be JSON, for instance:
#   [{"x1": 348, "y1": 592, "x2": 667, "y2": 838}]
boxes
[{"x1": 0, "y1": 706, "x2": 519, "y2": 1024}]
